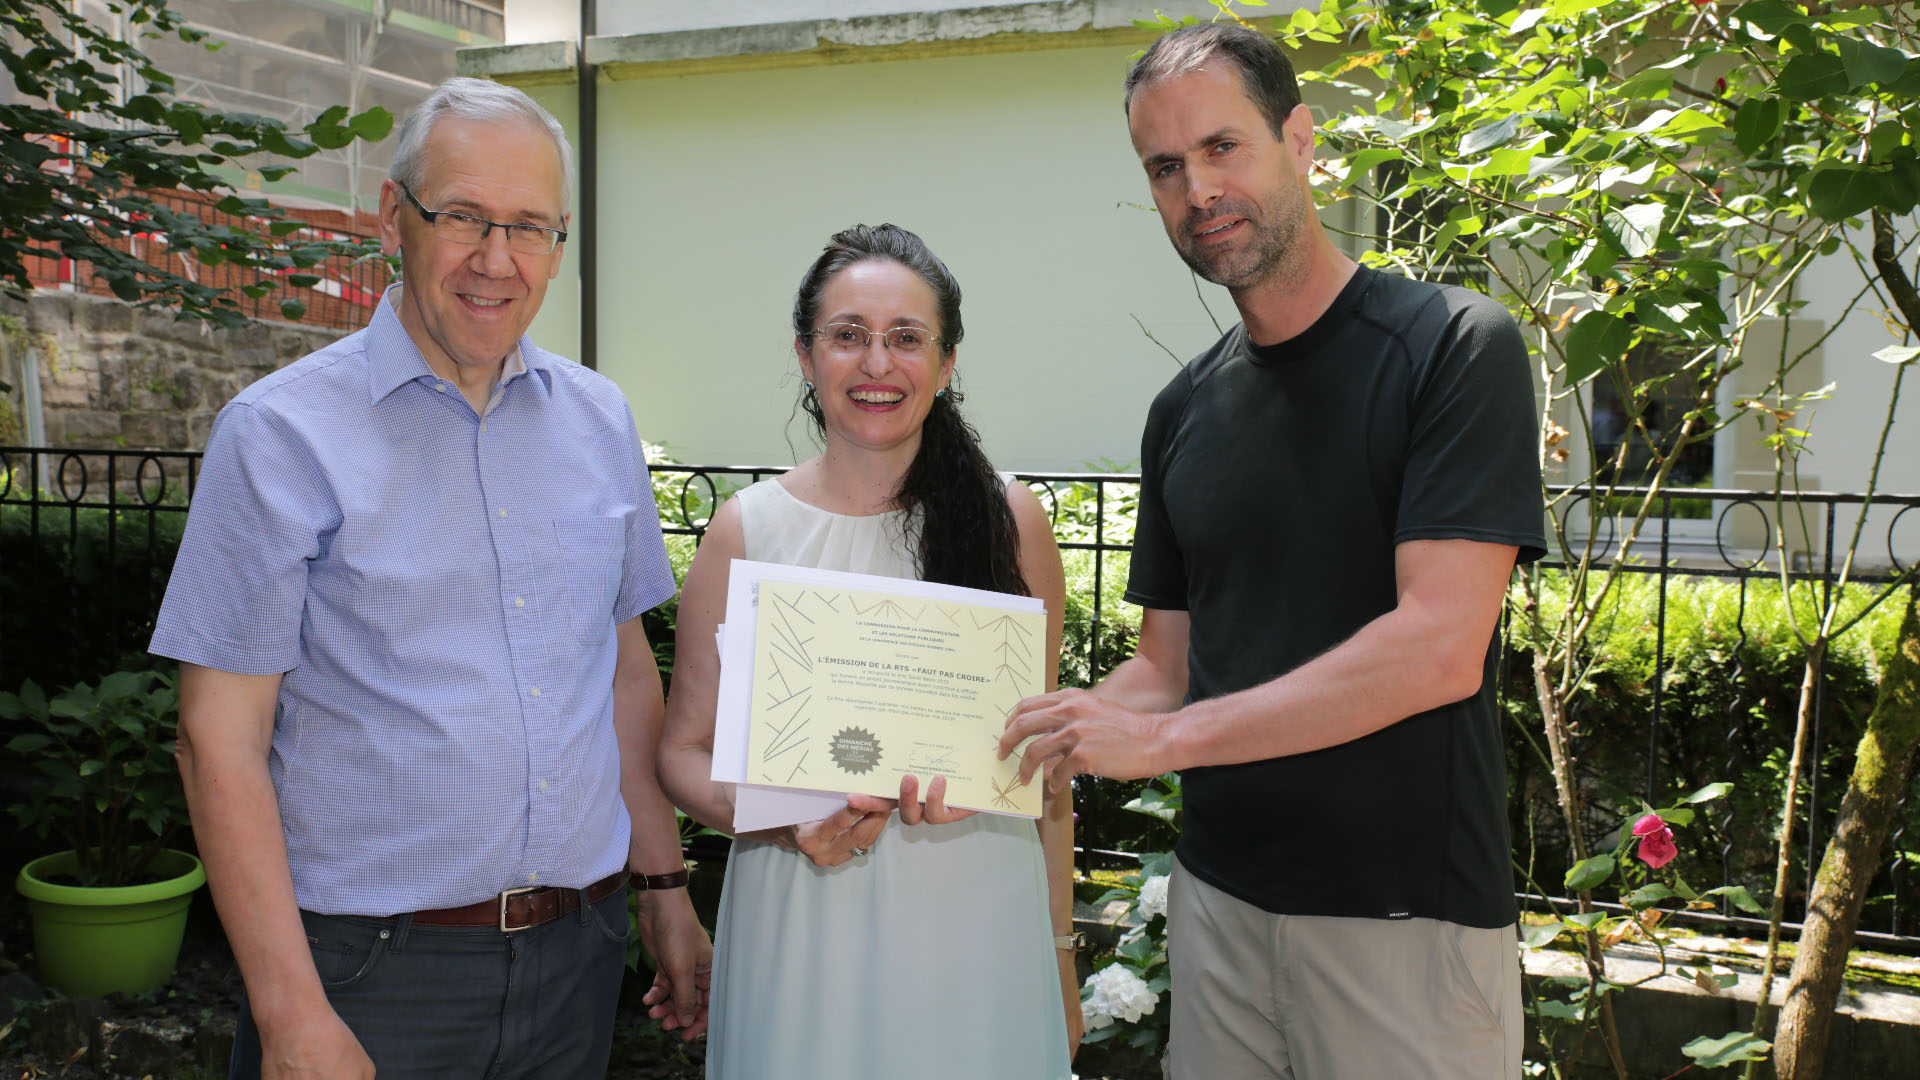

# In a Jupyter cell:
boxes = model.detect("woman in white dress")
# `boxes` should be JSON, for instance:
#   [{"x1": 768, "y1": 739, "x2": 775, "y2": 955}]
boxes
[{"x1": 655, "y1": 224, "x2": 1080, "y2": 1078}]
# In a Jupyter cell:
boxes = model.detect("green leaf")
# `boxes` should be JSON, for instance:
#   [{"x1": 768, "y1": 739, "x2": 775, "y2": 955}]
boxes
[
  {"x1": 1461, "y1": 116, "x2": 1520, "y2": 156},
  {"x1": 279, "y1": 299, "x2": 308, "y2": 322},
  {"x1": 1564, "y1": 910, "x2": 1608, "y2": 931},
  {"x1": 349, "y1": 106, "x2": 395, "y2": 141},
  {"x1": 1625, "y1": 883, "x2": 1676, "y2": 910},
  {"x1": 1563, "y1": 311, "x2": 1630, "y2": 385},
  {"x1": 1683, "y1": 781, "x2": 1734, "y2": 803},
  {"x1": 1344, "y1": 147, "x2": 1404, "y2": 188},
  {"x1": 5, "y1": 734, "x2": 53, "y2": 754},
  {"x1": 1734, "y1": 97, "x2": 1784, "y2": 155},
  {"x1": 1661, "y1": 806, "x2": 1695, "y2": 827},
  {"x1": 78, "y1": 759, "x2": 105, "y2": 778},
  {"x1": 1870, "y1": 122, "x2": 1907, "y2": 163},
  {"x1": 1873, "y1": 344, "x2": 1920, "y2": 365},
  {"x1": 20, "y1": 682, "x2": 47, "y2": 717},
  {"x1": 1805, "y1": 163, "x2": 1891, "y2": 221},
  {"x1": 1604, "y1": 202, "x2": 1663, "y2": 258},
  {"x1": 1616, "y1": 67, "x2": 1674, "y2": 101},
  {"x1": 1529, "y1": 997, "x2": 1582, "y2": 1021},
  {"x1": 1682, "y1": 1031, "x2": 1771, "y2": 1068},
  {"x1": 1731, "y1": 0, "x2": 1809, "y2": 37},
  {"x1": 1704, "y1": 885, "x2": 1766, "y2": 914},
  {"x1": 97, "y1": 670, "x2": 145, "y2": 702},
  {"x1": 1519, "y1": 922, "x2": 1562, "y2": 950},
  {"x1": 1564, "y1": 853, "x2": 1616, "y2": 892},
  {"x1": 1775, "y1": 53, "x2": 1850, "y2": 101},
  {"x1": 1836, "y1": 37, "x2": 1909, "y2": 89}
]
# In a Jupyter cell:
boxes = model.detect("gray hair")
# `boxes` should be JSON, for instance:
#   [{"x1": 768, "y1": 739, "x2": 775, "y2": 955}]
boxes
[{"x1": 389, "y1": 77, "x2": 574, "y2": 210}]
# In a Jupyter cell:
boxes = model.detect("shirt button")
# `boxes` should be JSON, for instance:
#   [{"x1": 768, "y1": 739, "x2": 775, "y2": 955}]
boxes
[
  {"x1": 480, "y1": 421, "x2": 488, "y2": 433},
  {"x1": 529, "y1": 686, "x2": 542, "y2": 698},
  {"x1": 436, "y1": 382, "x2": 448, "y2": 393},
  {"x1": 497, "y1": 507, "x2": 508, "y2": 519},
  {"x1": 527, "y1": 872, "x2": 539, "y2": 884},
  {"x1": 513, "y1": 597, "x2": 526, "y2": 609},
  {"x1": 539, "y1": 779, "x2": 549, "y2": 792}
]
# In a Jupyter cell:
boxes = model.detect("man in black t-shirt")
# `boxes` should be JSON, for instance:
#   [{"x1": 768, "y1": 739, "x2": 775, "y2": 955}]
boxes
[{"x1": 998, "y1": 24, "x2": 1545, "y2": 1080}]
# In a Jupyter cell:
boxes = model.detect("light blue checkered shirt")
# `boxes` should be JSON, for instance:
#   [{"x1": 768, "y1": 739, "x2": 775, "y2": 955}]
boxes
[{"x1": 150, "y1": 290, "x2": 675, "y2": 916}]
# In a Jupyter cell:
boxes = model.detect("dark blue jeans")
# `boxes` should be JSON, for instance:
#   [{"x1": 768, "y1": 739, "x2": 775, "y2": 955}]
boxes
[{"x1": 232, "y1": 885, "x2": 630, "y2": 1079}]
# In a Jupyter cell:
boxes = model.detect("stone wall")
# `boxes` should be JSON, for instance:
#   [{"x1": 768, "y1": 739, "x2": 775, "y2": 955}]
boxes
[{"x1": 1, "y1": 290, "x2": 347, "y2": 452}]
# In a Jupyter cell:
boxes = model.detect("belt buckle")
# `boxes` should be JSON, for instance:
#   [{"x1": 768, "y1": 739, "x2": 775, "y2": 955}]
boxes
[{"x1": 497, "y1": 885, "x2": 541, "y2": 933}]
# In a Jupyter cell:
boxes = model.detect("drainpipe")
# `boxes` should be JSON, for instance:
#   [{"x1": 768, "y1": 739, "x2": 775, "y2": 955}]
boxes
[{"x1": 576, "y1": 0, "x2": 597, "y2": 370}]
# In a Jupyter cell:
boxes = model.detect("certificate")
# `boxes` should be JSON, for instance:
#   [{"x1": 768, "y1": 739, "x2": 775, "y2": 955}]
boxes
[{"x1": 713, "y1": 560, "x2": 1046, "y2": 829}]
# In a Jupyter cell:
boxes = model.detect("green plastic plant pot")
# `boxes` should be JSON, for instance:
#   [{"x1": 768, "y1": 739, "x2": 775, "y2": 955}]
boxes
[{"x1": 15, "y1": 849, "x2": 207, "y2": 998}]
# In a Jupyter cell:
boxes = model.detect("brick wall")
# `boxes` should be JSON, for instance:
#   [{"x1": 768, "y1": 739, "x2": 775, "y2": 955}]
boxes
[{"x1": 2, "y1": 290, "x2": 348, "y2": 452}]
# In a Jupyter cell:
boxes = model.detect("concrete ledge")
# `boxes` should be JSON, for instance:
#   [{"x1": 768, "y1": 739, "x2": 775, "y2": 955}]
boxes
[
  {"x1": 454, "y1": 40, "x2": 577, "y2": 85},
  {"x1": 459, "y1": 1, "x2": 1303, "y2": 83},
  {"x1": 1525, "y1": 942, "x2": 1920, "y2": 1078}
]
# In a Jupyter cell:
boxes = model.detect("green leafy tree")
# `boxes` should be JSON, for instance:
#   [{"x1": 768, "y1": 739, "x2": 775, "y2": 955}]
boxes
[{"x1": 0, "y1": 0, "x2": 393, "y2": 328}]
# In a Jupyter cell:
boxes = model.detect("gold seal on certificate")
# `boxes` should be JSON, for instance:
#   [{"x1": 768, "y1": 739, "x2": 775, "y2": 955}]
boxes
[{"x1": 739, "y1": 573, "x2": 1046, "y2": 818}]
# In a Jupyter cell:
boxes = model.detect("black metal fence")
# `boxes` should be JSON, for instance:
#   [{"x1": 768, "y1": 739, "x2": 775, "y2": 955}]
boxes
[{"x1": 5, "y1": 446, "x2": 1917, "y2": 948}]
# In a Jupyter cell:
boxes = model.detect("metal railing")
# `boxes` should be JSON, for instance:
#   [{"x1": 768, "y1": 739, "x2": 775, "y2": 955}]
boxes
[{"x1": 4, "y1": 448, "x2": 1915, "y2": 946}]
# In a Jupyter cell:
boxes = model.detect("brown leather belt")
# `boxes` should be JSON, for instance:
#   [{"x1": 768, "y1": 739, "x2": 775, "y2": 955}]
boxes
[{"x1": 401, "y1": 870, "x2": 628, "y2": 932}]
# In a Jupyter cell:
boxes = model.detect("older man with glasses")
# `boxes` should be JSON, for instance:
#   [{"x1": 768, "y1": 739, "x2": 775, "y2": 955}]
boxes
[{"x1": 150, "y1": 77, "x2": 709, "y2": 1079}]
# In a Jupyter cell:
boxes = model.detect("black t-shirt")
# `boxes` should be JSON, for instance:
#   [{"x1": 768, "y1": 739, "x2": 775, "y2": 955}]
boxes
[{"x1": 1125, "y1": 266, "x2": 1546, "y2": 929}]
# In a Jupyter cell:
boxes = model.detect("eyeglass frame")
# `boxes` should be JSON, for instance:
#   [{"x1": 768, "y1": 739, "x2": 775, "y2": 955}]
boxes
[
  {"x1": 398, "y1": 184, "x2": 569, "y2": 254},
  {"x1": 804, "y1": 321, "x2": 953, "y2": 355}
]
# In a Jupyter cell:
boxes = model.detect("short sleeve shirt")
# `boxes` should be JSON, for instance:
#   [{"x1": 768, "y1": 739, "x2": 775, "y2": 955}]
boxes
[
  {"x1": 1125, "y1": 267, "x2": 1546, "y2": 928},
  {"x1": 149, "y1": 291, "x2": 676, "y2": 915}
]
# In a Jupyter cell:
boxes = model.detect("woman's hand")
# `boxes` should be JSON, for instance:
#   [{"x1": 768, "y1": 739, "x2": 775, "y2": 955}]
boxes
[
  {"x1": 741, "y1": 799, "x2": 893, "y2": 867},
  {"x1": 895, "y1": 773, "x2": 976, "y2": 826}
]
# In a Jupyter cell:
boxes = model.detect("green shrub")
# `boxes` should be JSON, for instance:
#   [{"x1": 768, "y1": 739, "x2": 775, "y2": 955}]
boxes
[
  {"x1": 2, "y1": 670, "x2": 187, "y2": 885},
  {"x1": 0, "y1": 495, "x2": 186, "y2": 691},
  {"x1": 1502, "y1": 575, "x2": 1917, "y2": 931}
]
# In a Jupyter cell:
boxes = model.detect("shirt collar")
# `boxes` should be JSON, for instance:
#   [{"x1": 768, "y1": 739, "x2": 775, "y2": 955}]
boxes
[{"x1": 367, "y1": 284, "x2": 554, "y2": 404}]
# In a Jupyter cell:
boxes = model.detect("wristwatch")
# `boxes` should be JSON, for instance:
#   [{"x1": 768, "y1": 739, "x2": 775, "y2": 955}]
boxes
[{"x1": 633, "y1": 866, "x2": 692, "y2": 890}]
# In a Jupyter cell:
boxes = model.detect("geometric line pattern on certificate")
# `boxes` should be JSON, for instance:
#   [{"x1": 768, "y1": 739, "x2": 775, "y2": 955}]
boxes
[
  {"x1": 989, "y1": 770, "x2": 1023, "y2": 811},
  {"x1": 758, "y1": 588, "x2": 822, "y2": 784},
  {"x1": 850, "y1": 594, "x2": 928, "y2": 622},
  {"x1": 802, "y1": 589, "x2": 844, "y2": 615},
  {"x1": 973, "y1": 612, "x2": 1035, "y2": 691}
]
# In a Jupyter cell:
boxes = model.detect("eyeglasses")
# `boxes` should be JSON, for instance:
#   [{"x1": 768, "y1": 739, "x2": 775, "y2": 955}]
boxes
[
  {"x1": 809, "y1": 322, "x2": 947, "y2": 357},
  {"x1": 400, "y1": 184, "x2": 568, "y2": 255}
]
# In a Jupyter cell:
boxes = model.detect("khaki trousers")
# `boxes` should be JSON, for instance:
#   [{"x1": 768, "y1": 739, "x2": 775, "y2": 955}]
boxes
[{"x1": 1166, "y1": 863, "x2": 1522, "y2": 1080}]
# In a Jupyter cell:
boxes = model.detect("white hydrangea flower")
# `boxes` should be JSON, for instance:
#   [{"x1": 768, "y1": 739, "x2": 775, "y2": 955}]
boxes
[
  {"x1": 1081, "y1": 963, "x2": 1159, "y2": 1030},
  {"x1": 1135, "y1": 874, "x2": 1171, "y2": 922}
]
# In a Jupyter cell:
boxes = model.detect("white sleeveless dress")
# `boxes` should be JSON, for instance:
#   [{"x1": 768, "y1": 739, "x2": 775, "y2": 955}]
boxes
[{"x1": 704, "y1": 478, "x2": 1071, "y2": 1080}]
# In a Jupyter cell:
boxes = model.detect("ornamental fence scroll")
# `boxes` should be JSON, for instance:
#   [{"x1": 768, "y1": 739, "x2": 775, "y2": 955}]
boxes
[{"x1": 4, "y1": 447, "x2": 1917, "y2": 948}]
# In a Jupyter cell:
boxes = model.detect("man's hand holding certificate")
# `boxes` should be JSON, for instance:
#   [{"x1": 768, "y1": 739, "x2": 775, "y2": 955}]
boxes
[{"x1": 713, "y1": 560, "x2": 1045, "y2": 830}]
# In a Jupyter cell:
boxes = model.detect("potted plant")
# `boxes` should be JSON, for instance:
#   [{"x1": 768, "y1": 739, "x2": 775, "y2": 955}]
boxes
[{"x1": 5, "y1": 670, "x2": 205, "y2": 997}]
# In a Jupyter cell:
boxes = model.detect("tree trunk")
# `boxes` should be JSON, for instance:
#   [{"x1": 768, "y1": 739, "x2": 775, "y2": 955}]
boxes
[{"x1": 1774, "y1": 585, "x2": 1920, "y2": 1080}]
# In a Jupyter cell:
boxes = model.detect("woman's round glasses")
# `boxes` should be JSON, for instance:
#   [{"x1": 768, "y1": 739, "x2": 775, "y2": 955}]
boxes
[{"x1": 811, "y1": 322, "x2": 945, "y2": 357}]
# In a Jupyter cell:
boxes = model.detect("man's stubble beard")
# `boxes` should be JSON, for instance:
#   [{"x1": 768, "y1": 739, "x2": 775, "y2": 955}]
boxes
[{"x1": 1175, "y1": 191, "x2": 1307, "y2": 293}]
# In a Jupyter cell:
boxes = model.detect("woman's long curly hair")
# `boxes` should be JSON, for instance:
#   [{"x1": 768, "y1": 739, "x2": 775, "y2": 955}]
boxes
[{"x1": 792, "y1": 223, "x2": 1028, "y2": 597}]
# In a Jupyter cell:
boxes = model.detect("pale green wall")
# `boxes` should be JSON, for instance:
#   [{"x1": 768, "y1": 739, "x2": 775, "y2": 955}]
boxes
[
  {"x1": 592, "y1": 44, "x2": 1244, "y2": 470},
  {"x1": 522, "y1": 81, "x2": 582, "y2": 364}
]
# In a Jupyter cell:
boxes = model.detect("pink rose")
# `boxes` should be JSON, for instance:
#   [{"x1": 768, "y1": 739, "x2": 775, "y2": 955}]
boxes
[{"x1": 1633, "y1": 813, "x2": 1679, "y2": 869}]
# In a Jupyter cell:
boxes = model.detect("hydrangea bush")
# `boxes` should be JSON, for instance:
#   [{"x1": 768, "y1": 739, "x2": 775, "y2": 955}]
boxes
[{"x1": 1080, "y1": 775, "x2": 1180, "y2": 1055}]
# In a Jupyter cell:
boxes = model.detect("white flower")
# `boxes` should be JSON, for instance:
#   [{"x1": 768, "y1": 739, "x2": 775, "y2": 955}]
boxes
[
  {"x1": 1135, "y1": 874, "x2": 1170, "y2": 922},
  {"x1": 1081, "y1": 963, "x2": 1159, "y2": 1030}
]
